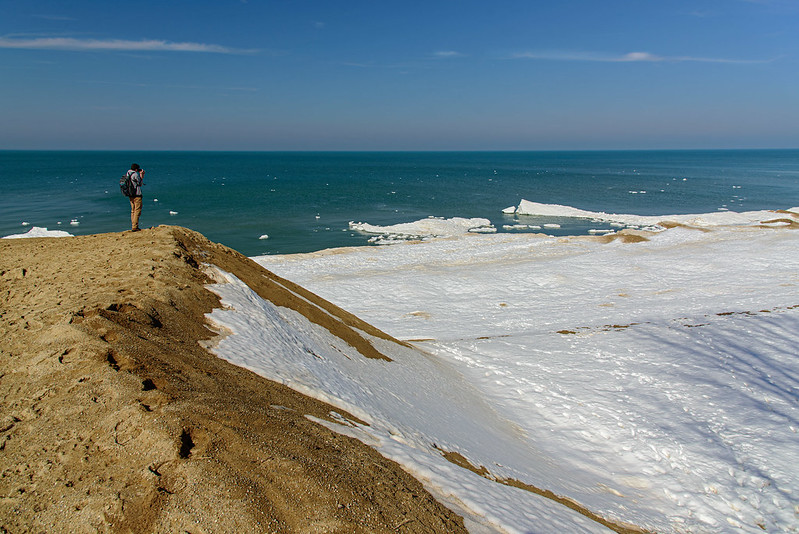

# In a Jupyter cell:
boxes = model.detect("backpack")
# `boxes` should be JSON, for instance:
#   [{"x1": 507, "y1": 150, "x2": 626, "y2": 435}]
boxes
[{"x1": 120, "y1": 171, "x2": 135, "y2": 197}]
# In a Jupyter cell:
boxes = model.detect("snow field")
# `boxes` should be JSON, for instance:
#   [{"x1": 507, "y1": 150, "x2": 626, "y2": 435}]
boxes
[{"x1": 248, "y1": 207, "x2": 799, "y2": 533}]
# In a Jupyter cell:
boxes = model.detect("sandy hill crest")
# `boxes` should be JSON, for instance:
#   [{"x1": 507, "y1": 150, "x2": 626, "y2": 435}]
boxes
[{"x1": 0, "y1": 226, "x2": 466, "y2": 533}]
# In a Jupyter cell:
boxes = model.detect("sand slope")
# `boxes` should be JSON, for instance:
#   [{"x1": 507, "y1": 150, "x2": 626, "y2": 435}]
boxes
[{"x1": 0, "y1": 226, "x2": 466, "y2": 533}]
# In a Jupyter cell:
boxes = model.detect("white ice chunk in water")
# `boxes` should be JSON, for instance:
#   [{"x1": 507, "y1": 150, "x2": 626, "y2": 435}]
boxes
[
  {"x1": 349, "y1": 216, "x2": 495, "y2": 242},
  {"x1": 512, "y1": 199, "x2": 791, "y2": 229},
  {"x1": 503, "y1": 224, "x2": 542, "y2": 231}
]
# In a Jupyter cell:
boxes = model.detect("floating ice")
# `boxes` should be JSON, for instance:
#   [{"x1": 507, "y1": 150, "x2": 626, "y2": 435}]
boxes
[
  {"x1": 468, "y1": 226, "x2": 497, "y2": 234},
  {"x1": 70, "y1": 219, "x2": 80, "y2": 226},
  {"x1": 503, "y1": 224, "x2": 542, "y2": 231},
  {"x1": 512, "y1": 200, "x2": 796, "y2": 229},
  {"x1": 259, "y1": 234, "x2": 270, "y2": 240},
  {"x1": 349, "y1": 216, "x2": 495, "y2": 242},
  {"x1": 169, "y1": 211, "x2": 178, "y2": 216}
]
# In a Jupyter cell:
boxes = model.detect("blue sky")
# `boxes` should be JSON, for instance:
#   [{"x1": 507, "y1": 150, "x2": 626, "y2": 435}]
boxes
[{"x1": 1, "y1": 0, "x2": 797, "y2": 150}]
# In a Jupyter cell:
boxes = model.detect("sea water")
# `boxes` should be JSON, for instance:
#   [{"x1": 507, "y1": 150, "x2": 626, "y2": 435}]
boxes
[{"x1": 1, "y1": 150, "x2": 798, "y2": 255}]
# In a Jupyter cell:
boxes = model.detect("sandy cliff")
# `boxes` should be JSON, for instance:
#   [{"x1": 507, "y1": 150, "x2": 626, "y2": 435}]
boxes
[{"x1": 0, "y1": 226, "x2": 466, "y2": 533}]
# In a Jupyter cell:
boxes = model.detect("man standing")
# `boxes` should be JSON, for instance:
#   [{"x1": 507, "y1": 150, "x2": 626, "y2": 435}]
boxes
[{"x1": 127, "y1": 163, "x2": 145, "y2": 231}]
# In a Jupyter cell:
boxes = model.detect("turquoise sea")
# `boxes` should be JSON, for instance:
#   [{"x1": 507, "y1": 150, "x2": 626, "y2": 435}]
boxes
[{"x1": 1, "y1": 150, "x2": 798, "y2": 256}]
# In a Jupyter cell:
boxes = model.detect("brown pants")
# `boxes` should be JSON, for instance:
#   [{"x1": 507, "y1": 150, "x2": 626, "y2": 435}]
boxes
[{"x1": 129, "y1": 196, "x2": 142, "y2": 230}]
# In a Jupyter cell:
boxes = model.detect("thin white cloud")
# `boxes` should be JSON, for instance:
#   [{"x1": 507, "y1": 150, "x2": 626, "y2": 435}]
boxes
[
  {"x1": 512, "y1": 50, "x2": 772, "y2": 64},
  {"x1": 80, "y1": 79, "x2": 259, "y2": 93},
  {"x1": 32, "y1": 15, "x2": 78, "y2": 21},
  {"x1": 432, "y1": 50, "x2": 464, "y2": 59},
  {"x1": 0, "y1": 36, "x2": 256, "y2": 54}
]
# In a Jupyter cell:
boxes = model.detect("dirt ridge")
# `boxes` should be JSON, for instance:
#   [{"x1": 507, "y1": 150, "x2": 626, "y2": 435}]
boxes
[{"x1": 0, "y1": 226, "x2": 466, "y2": 533}]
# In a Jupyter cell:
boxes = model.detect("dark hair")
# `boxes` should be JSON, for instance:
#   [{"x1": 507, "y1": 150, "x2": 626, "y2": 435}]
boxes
[{"x1": 131, "y1": 163, "x2": 141, "y2": 171}]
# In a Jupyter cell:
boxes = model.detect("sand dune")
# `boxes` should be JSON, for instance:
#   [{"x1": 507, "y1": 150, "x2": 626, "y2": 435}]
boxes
[{"x1": 0, "y1": 226, "x2": 466, "y2": 533}]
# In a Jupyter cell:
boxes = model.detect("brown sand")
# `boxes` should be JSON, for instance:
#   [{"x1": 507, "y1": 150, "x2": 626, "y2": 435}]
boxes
[
  {"x1": 436, "y1": 450, "x2": 648, "y2": 534},
  {"x1": 0, "y1": 226, "x2": 467, "y2": 533}
]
